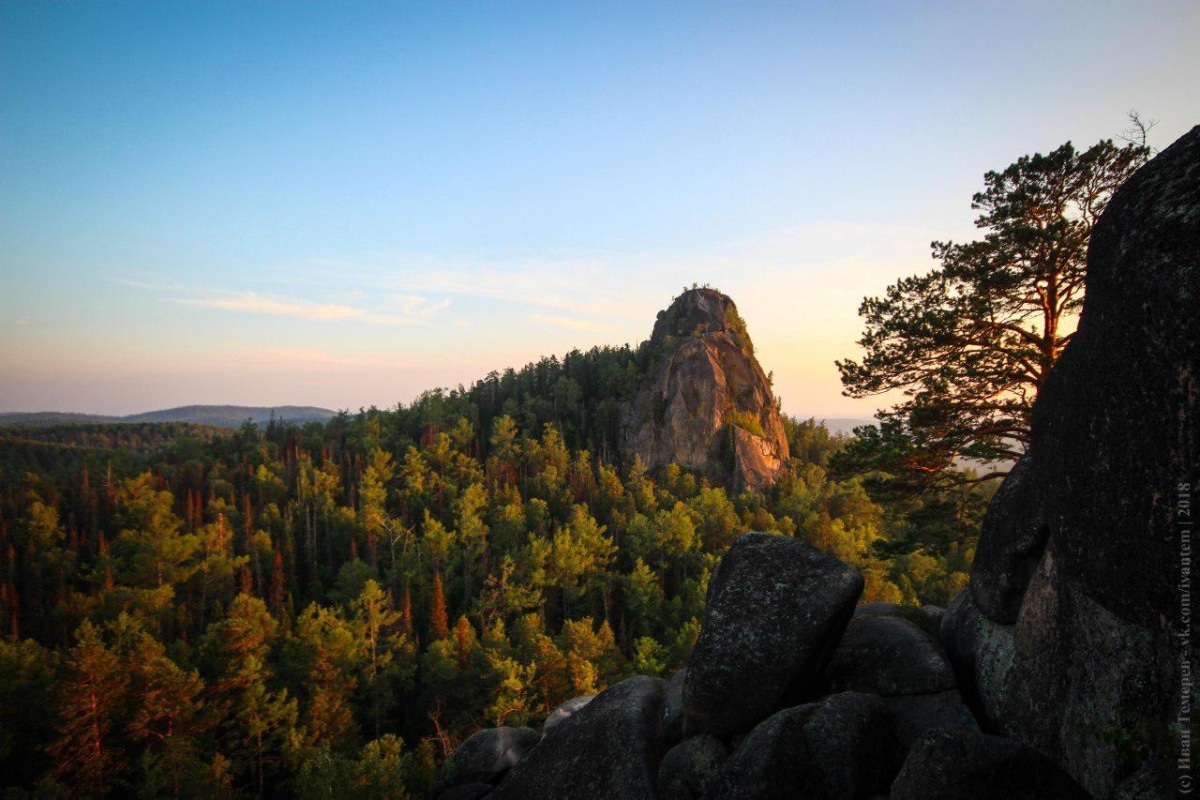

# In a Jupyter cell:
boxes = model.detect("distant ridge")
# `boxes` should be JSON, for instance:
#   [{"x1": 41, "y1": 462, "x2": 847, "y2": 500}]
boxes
[{"x1": 0, "y1": 405, "x2": 337, "y2": 429}]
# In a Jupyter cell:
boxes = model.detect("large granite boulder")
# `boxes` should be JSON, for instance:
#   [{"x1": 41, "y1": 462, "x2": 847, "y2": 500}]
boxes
[
  {"x1": 969, "y1": 454, "x2": 1047, "y2": 623},
  {"x1": 683, "y1": 533, "x2": 863, "y2": 737},
  {"x1": 704, "y1": 692, "x2": 895, "y2": 799},
  {"x1": 827, "y1": 606, "x2": 976, "y2": 756},
  {"x1": 939, "y1": 588, "x2": 1017, "y2": 733},
  {"x1": 889, "y1": 729, "x2": 1091, "y2": 800},
  {"x1": 957, "y1": 125, "x2": 1200, "y2": 797},
  {"x1": 435, "y1": 726, "x2": 541, "y2": 793},
  {"x1": 826, "y1": 614, "x2": 956, "y2": 697},
  {"x1": 621, "y1": 288, "x2": 790, "y2": 491},
  {"x1": 491, "y1": 676, "x2": 666, "y2": 800}
]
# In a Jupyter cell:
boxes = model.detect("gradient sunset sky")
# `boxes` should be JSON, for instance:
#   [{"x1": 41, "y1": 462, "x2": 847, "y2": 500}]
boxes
[{"x1": 3, "y1": 2, "x2": 1198, "y2": 419}]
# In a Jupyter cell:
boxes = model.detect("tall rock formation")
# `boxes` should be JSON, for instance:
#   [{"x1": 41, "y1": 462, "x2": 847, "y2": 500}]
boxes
[
  {"x1": 948, "y1": 125, "x2": 1200, "y2": 797},
  {"x1": 621, "y1": 288, "x2": 789, "y2": 491}
]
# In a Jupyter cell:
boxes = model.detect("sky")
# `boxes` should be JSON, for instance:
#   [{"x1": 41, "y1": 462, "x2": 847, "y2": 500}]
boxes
[{"x1": 2, "y1": 1, "x2": 1198, "y2": 419}]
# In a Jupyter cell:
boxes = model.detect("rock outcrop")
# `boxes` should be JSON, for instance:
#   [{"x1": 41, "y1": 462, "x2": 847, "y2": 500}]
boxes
[
  {"x1": 827, "y1": 608, "x2": 978, "y2": 755},
  {"x1": 621, "y1": 288, "x2": 789, "y2": 491},
  {"x1": 946, "y1": 124, "x2": 1200, "y2": 797},
  {"x1": 703, "y1": 691, "x2": 895, "y2": 800},
  {"x1": 682, "y1": 533, "x2": 862, "y2": 737},
  {"x1": 826, "y1": 612, "x2": 956, "y2": 697}
]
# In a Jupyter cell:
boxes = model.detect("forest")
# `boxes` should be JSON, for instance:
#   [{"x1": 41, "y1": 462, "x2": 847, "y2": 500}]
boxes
[{"x1": 0, "y1": 345, "x2": 992, "y2": 799}]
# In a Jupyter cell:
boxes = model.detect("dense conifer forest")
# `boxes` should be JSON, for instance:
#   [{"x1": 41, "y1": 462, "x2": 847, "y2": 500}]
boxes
[{"x1": 0, "y1": 348, "x2": 992, "y2": 798}]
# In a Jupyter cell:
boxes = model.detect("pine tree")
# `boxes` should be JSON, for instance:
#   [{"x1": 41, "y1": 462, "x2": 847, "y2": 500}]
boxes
[
  {"x1": 289, "y1": 604, "x2": 358, "y2": 750},
  {"x1": 48, "y1": 621, "x2": 130, "y2": 799},
  {"x1": 120, "y1": 618, "x2": 209, "y2": 798},
  {"x1": 837, "y1": 135, "x2": 1149, "y2": 491},
  {"x1": 351, "y1": 580, "x2": 403, "y2": 739}
]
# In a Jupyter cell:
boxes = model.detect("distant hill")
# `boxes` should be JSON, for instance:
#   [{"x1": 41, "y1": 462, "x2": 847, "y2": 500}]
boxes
[
  {"x1": 0, "y1": 405, "x2": 337, "y2": 429},
  {"x1": 0, "y1": 411, "x2": 123, "y2": 426}
]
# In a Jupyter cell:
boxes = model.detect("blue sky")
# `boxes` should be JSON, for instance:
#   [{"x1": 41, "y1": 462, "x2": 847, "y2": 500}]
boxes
[{"x1": 2, "y1": 1, "x2": 1197, "y2": 417}]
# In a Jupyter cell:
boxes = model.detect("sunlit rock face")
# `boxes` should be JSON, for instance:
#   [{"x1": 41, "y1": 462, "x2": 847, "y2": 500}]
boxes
[
  {"x1": 949, "y1": 124, "x2": 1200, "y2": 798},
  {"x1": 621, "y1": 287, "x2": 789, "y2": 491}
]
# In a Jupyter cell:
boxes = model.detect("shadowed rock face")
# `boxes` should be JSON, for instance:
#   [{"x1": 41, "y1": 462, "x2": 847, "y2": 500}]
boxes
[
  {"x1": 683, "y1": 533, "x2": 863, "y2": 738},
  {"x1": 1031, "y1": 126, "x2": 1199, "y2": 628},
  {"x1": 826, "y1": 614, "x2": 956, "y2": 697},
  {"x1": 969, "y1": 453, "x2": 1047, "y2": 624},
  {"x1": 889, "y1": 729, "x2": 1090, "y2": 800},
  {"x1": 621, "y1": 288, "x2": 789, "y2": 491},
  {"x1": 947, "y1": 125, "x2": 1200, "y2": 797},
  {"x1": 490, "y1": 676, "x2": 666, "y2": 800},
  {"x1": 704, "y1": 692, "x2": 896, "y2": 800},
  {"x1": 656, "y1": 734, "x2": 727, "y2": 800}
]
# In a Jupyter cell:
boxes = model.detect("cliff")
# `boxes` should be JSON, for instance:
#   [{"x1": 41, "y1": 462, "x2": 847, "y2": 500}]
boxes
[{"x1": 620, "y1": 288, "x2": 789, "y2": 491}]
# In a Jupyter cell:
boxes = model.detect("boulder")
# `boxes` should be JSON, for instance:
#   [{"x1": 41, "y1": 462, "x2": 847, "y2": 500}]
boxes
[
  {"x1": 704, "y1": 692, "x2": 895, "y2": 799},
  {"x1": 829, "y1": 606, "x2": 976, "y2": 756},
  {"x1": 683, "y1": 533, "x2": 863, "y2": 737},
  {"x1": 656, "y1": 734, "x2": 728, "y2": 800},
  {"x1": 1033, "y1": 125, "x2": 1199, "y2": 628},
  {"x1": 435, "y1": 726, "x2": 541, "y2": 793},
  {"x1": 969, "y1": 454, "x2": 1047, "y2": 624},
  {"x1": 964, "y1": 125, "x2": 1200, "y2": 796},
  {"x1": 889, "y1": 729, "x2": 1091, "y2": 800},
  {"x1": 825, "y1": 614, "x2": 956, "y2": 697},
  {"x1": 884, "y1": 690, "x2": 979, "y2": 755},
  {"x1": 939, "y1": 588, "x2": 1016, "y2": 734},
  {"x1": 542, "y1": 694, "x2": 594, "y2": 734},
  {"x1": 491, "y1": 676, "x2": 666, "y2": 800}
]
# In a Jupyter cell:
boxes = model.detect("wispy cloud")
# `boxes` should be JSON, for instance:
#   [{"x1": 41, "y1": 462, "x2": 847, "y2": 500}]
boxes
[
  {"x1": 114, "y1": 275, "x2": 457, "y2": 327},
  {"x1": 394, "y1": 294, "x2": 452, "y2": 318},
  {"x1": 175, "y1": 292, "x2": 413, "y2": 324},
  {"x1": 307, "y1": 220, "x2": 956, "y2": 326},
  {"x1": 530, "y1": 314, "x2": 617, "y2": 333},
  {"x1": 321, "y1": 253, "x2": 667, "y2": 320}
]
